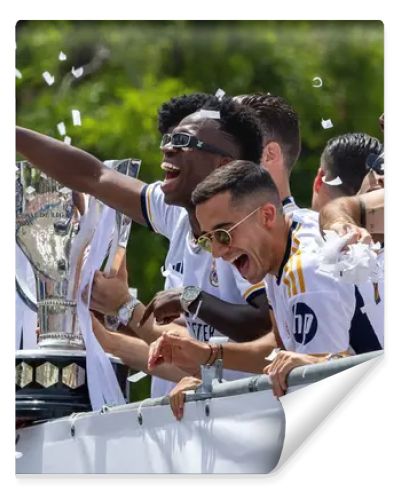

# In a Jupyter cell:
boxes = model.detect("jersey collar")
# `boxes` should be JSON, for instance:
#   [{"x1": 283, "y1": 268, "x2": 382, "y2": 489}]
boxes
[{"x1": 282, "y1": 196, "x2": 295, "y2": 207}]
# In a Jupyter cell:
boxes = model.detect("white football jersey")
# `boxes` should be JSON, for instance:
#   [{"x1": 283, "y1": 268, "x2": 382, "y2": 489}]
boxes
[
  {"x1": 265, "y1": 209, "x2": 357, "y2": 354},
  {"x1": 141, "y1": 182, "x2": 265, "y2": 396},
  {"x1": 268, "y1": 204, "x2": 384, "y2": 354},
  {"x1": 352, "y1": 250, "x2": 384, "y2": 350}
]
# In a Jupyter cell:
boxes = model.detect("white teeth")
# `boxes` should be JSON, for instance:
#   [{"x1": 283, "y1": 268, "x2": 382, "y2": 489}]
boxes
[{"x1": 161, "y1": 163, "x2": 180, "y2": 173}]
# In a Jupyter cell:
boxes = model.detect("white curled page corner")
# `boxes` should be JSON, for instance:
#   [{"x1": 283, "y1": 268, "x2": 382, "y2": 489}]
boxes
[
  {"x1": 77, "y1": 198, "x2": 125, "y2": 410},
  {"x1": 274, "y1": 354, "x2": 383, "y2": 470},
  {"x1": 15, "y1": 244, "x2": 37, "y2": 350}
]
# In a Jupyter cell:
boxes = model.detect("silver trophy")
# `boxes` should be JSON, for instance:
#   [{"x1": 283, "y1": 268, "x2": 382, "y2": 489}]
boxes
[
  {"x1": 15, "y1": 159, "x2": 140, "y2": 423},
  {"x1": 16, "y1": 161, "x2": 86, "y2": 349}
]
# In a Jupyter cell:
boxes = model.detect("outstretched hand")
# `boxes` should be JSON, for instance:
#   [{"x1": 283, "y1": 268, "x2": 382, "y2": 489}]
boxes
[
  {"x1": 329, "y1": 222, "x2": 372, "y2": 246},
  {"x1": 147, "y1": 331, "x2": 208, "y2": 374}
]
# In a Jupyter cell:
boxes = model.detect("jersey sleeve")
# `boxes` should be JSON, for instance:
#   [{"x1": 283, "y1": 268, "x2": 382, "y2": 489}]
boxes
[
  {"x1": 232, "y1": 266, "x2": 266, "y2": 304},
  {"x1": 284, "y1": 253, "x2": 356, "y2": 354},
  {"x1": 140, "y1": 182, "x2": 182, "y2": 239}
]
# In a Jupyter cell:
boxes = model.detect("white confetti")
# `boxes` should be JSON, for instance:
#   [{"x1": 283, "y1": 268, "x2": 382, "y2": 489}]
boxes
[
  {"x1": 57, "y1": 122, "x2": 66, "y2": 136},
  {"x1": 25, "y1": 186, "x2": 36, "y2": 195},
  {"x1": 305, "y1": 230, "x2": 383, "y2": 286},
  {"x1": 58, "y1": 186, "x2": 72, "y2": 195},
  {"x1": 215, "y1": 88, "x2": 225, "y2": 100},
  {"x1": 312, "y1": 76, "x2": 323, "y2": 88},
  {"x1": 198, "y1": 109, "x2": 220, "y2": 120},
  {"x1": 16, "y1": 451, "x2": 23, "y2": 459},
  {"x1": 71, "y1": 109, "x2": 81, "y2": 126},
  {"x1": 71, "y1": 66, "x2": 84, "y2": 78},
  {"x1": 15, "y1": 68, "x2": 22, "y2": 79},
  {"x1": 322, "y1": 175, "x2": 343, "y2": 186},
  {"x1": 58, "y1": 51, "x2": 67, "y2": 61},
  {"x1": 127, "y1": 371, "x2": 148, "y2": 383},
  {"x1": 321, "y1": 118, "x2": 333, "y2": 129},
  {"x1": 64, "y1": 135, "x2": 72, "y2": 145},
  {"x1": 42, "y1": 71, "x2": 55, "y2": 86}
]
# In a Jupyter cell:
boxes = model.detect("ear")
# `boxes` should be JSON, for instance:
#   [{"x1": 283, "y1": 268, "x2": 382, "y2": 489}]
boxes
[
  {"x1": 259, "y1": 203, "x2": 277, "y2": 229},
  {"x1": 262, "y1": 141, "x2": 282, "y2": 166},
  {"x1": 218, "y1": 156, "x2": 233, "y2": 167},
  {"x1": 313, "y1": 168, "x2": 324, "y2": 194}
]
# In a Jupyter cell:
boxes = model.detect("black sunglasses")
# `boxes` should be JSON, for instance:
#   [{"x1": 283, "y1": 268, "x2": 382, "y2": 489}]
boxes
[
  {"x1": 160, "y1": 132, "x2": 231, "y2": 157},
  {"x1": 366, "y1": 153, "x2": 384, "y2": 176}
]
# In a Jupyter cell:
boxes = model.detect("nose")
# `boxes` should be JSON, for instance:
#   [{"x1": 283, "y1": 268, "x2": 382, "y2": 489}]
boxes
[{"x1": 160, "y1": 142, "x2": 176, "y2": 153}]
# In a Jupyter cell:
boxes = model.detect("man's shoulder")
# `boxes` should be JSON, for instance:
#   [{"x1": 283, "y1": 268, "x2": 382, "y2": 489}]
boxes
[
  {"x1": 291, "y1": 208, "x2": 319, "y2": 232},
  {"x1": 144, "y1": 181, "x2": 187, "y2": 236},
  {"x1": 282, "y1": 246, "x2": 353, "y2": 298}
]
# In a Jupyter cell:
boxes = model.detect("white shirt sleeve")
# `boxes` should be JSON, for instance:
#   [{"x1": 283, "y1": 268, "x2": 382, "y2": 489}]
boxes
[
  {"x1": 140, "y1": 182, "x2": 183, "y2": 239},
  {"x1": 232, "y1": 266, "x2": 266, "y2": 304}
]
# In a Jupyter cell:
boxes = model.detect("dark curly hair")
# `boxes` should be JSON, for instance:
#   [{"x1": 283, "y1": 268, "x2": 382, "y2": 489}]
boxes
[
  {"x1": 235, "y1": 93, "x2": 301, "y2": 172},
  {"x1": 198, "y1": 96, "x2": 263, "y2": 164},
  {"x1": 157, "y1": 93, "x2": 219, "y2": 134}
]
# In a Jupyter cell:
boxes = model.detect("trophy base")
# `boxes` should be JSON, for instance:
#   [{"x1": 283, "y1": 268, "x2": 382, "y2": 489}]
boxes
[{"x1": 16, "y1": 349, "x2": 128, "y2": 425}]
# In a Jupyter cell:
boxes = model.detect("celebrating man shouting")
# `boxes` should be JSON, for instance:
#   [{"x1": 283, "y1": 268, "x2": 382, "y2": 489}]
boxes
[{"x1": 149, "y1": 160, "x2": 370, "y2": 405}]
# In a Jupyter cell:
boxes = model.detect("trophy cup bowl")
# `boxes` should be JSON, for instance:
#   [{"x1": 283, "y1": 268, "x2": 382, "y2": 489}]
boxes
[{"x1": 15, "y1": 161, "x2": 135, "y2": 424}]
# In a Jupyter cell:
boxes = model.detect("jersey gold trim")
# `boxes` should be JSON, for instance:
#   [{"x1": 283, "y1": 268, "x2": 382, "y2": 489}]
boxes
[{"x1": 243, "y1": 282, "x2": 265, "y2": 300}]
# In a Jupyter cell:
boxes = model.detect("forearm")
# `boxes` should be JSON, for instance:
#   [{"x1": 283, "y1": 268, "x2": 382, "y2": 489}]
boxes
[
  {"x1": 177, "y1": 331, "x2": 277, "y2": 373},
  {"x1": 319, "y1": 196, "x2": 361, "y2": 232},
  {"x1": 221, "y1": 332, "x2": 277, "y2": 373},
  {"x1": 101, "y1": 330, "x2": 189, "y2": 382},
  {"x1": 190, "y1": 291, "x2": 270, "y2": 342},
  {"x1": 16, "y1": 126, "x2": 146, "y2": 222},
  {"x1": 17, "y1": 126, "x2": 105, "y2": 192}
]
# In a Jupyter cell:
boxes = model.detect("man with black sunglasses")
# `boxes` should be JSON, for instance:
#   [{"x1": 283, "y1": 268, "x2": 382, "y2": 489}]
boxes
[{"x1": 16, "y1": 95, "x2": 273, "y2": 395}]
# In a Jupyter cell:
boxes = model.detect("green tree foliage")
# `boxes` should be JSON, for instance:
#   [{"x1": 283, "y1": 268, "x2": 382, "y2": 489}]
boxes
[{"x1": 16, "y1": 20, "x2": 383, "y2": 304}]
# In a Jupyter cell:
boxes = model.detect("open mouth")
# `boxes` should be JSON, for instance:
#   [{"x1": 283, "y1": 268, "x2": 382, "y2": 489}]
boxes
[
  {"x1": 231, "y1": 253, "x2": 250, "y2": 277},
  {"x1": 161, "y1": 162, "x2": 181, "y2": 181}
]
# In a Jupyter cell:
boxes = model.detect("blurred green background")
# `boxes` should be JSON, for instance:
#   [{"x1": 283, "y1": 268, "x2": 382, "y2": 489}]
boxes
[{"x1": 16, "y1": 20, "x2": 383, "y2": 305}]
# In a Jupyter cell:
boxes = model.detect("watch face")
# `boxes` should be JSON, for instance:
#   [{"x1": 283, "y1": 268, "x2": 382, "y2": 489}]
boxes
[
  {"x1": 184, "y1": 286, "x2": 200, "y2": 302},
  {"x1": 118, "y1": 298, "x2": 137, "y2": 325}
]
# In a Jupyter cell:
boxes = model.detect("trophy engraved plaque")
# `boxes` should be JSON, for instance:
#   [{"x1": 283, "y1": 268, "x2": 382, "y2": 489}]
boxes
[{"x1": 15, "y1": 160, "x2": 138, "y2": 424}]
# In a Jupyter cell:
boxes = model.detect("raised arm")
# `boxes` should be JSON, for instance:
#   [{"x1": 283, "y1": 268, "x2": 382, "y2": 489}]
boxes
[
  {"x1": 319, "y1": 190, "x2": 384, "y2": 245},
  {"x1": 16, "y1": 126, "x2": 147, "y2": 223}
]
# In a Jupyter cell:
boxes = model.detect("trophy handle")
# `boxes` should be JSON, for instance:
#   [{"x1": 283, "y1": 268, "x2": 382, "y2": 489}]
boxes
[{"x1": 102, "y1": 159, "x2": 141, "y2": 330}]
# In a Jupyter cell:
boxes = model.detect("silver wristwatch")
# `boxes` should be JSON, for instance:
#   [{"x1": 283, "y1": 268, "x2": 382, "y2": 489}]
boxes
[
  {"x1": 180, "y1": 286, "x2": 202, "y2": 313},
  {"x1": 117, "y1": 295, "x2": 140, "y2": 326}
]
